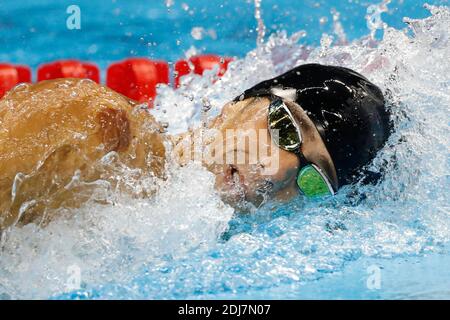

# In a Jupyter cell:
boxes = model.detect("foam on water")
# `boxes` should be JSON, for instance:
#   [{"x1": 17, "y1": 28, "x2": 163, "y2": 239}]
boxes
[
  {"x1": 0, "y1": 3, "x2": 449, "y2": 299},
  {"x1": 0, "y1": 162, "x2": 233, "y2": 299}
]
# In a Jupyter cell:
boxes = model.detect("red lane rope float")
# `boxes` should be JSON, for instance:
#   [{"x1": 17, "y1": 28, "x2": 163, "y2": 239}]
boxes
[
  {"x1": 174, "y1": 54, "x2": 233, "y2": 88},
  {"x1": 1, "y1": 55, "x2": 232, "y2": 102},
  {"x1": 106, "y1": 58, "x2": 169, "y2": 106},
  {"x1": 37, "y1": 60, "x2": 100, "y2": 83},
  {"x1": 0, "y1": 63, "x2": 31, "y2": 98}
]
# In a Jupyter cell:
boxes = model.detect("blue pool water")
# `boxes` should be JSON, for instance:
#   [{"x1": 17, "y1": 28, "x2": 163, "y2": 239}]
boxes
[
  {"x1": 0, "y1": 0, "x2": 449, "y2": 299},
  {"x1": 0, "y1": 0, "x2": 448, "y2": 71}
]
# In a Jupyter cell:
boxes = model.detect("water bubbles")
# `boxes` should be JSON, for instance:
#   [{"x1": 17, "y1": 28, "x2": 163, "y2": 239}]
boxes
[
  {"x1": 10, "y1": 82, "x2": 30, "y2": 94},
  {"x1": 181, "y1": 3, "x2": 189, "y2": 11},
  {"x1": 366, "y1": 0, "x2": 391, "y2": 40},
  {"x1": 403, "y1": 4, "x2": 450, "y2": 50},
  {"x1": 190, "y1": 27, "x2": 217, "y2": 41},
  {"x1": 254, "y1": 0, "x2": 266, "y2": 46},
  {"x1": 331, "y1": 8, "x2": 347, "y2": 44},
  {"x1": 319, "y1": 33, "x2": 334, "y2": 57},
  {"x1": 291, "y1": 30, "x2": 307, "y2": 43},
  {"x1": 201, "y1": 97, "x2": 212, "y2": 113},
  {"x1": 191, "y1": 27, "x2": 204, "y2": 40},
  {"x1": 87, "y1": 44, "x2": 98, "y2": 54},
  {"x1": 208, "y1": 29, "x2": 217, "y2": 40},
  {"x1": 1, "y1": 3, "x2": 450, "y2": 300},
  {"x1": 139, "y1": 4, "x2": 450, "y2": 298},
  {"x1": 160, "y1": 121, "x2": 169, "y2": 131}
]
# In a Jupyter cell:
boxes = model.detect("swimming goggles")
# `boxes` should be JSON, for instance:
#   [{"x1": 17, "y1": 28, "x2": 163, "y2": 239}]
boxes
[{"x1": 267, "y1": 98, "x2": 336, "y2": 198}]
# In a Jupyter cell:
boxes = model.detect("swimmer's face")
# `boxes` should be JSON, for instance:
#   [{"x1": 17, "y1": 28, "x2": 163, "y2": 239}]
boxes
[{"x1": 205, "y1": 97, "x2": 337, "y2": 211}]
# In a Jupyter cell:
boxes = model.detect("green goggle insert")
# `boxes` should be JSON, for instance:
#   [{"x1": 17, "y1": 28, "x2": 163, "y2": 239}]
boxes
[{"x1": 296, "y1": 164, "x2": 334, "y2": 198}]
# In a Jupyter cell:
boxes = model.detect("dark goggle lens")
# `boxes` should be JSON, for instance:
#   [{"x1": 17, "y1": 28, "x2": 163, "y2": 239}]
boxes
[{"x1": 268, "y1": 99, "x2": 301, "y2": 151}]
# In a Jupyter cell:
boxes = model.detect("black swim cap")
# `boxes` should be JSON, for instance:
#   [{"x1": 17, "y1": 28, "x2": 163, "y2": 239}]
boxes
[{"x1": 235, "y1": 63, "x2": 392, "y2": 187}]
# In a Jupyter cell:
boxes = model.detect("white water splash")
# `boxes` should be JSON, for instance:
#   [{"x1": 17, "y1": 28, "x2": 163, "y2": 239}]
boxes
[
  {"x1": 366, "y1": 0, "x2": 391, "y2": 40},
  {"x1": 0, "y1": 163, "x2": 233, "y2": 299},
  {"x1": 331, "y1": 8, "x2": 347, "y2": 44},
  {"x1": 0, "y1": 3, "x2": 449, "y2": 299},
  {"x1": 254, "y1": 0, "x2": 266, "y2": 46}
]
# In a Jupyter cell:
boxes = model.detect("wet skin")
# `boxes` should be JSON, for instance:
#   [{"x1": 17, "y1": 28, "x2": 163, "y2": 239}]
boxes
[
  {"x1": 0, "y1": 79, "x2": 337, "y2": 229},
  {"x1": 194, "y1": 96, "x2": 337, "y2": 210},
  {"x1": 0, "y1": 79, "x2": 166, "y2": 229}
]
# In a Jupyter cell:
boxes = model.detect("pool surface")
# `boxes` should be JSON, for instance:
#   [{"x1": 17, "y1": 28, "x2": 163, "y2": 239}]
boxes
[{"x1": 0, "y1": 0, "x2": 449, "y2": 299}]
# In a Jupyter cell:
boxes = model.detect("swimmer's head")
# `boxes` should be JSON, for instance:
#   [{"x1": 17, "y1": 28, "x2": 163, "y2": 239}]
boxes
[
  {"x1": 206, "y1": 63, "x2": 392, "y2": 210},
  {"x1": 204, "y1": 97, "x2": 304, "y2": 210}
]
